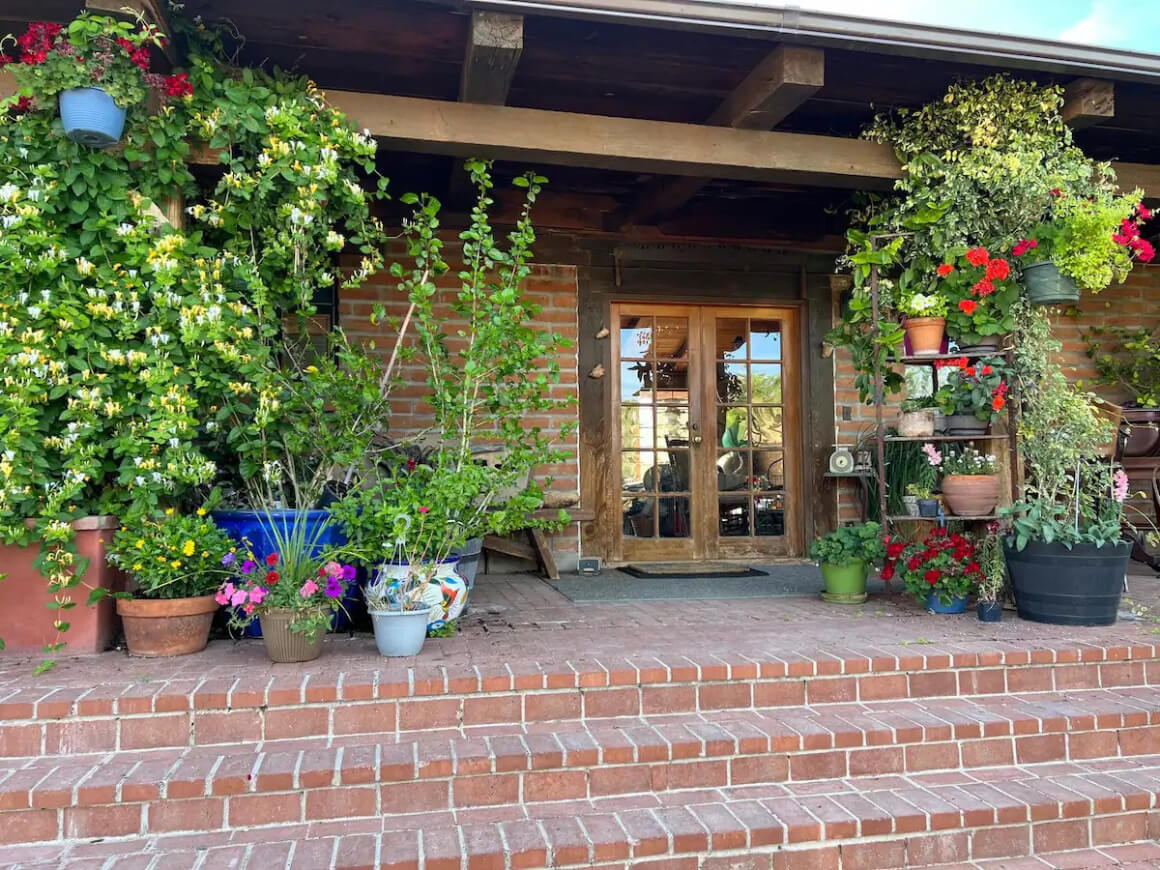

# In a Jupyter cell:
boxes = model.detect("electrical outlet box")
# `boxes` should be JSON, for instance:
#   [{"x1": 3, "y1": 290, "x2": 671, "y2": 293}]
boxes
[{"x1": 578, "y1": 557, "x2": 601, "y2": 576}]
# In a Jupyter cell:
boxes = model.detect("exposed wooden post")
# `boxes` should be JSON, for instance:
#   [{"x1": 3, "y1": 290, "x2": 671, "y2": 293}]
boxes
[
  {"x1": 624, "y1": 45, "x2": 824, "y2": 226},
  {"x1": 450, "y1": 11, "x2": 524, "y2": 203},
  {"x1": 1062, "y1": 78, "x2": 1114, "y2": 129},
  {"x1": 0, "y1": 70, "x2": 16, "y2": 101}
]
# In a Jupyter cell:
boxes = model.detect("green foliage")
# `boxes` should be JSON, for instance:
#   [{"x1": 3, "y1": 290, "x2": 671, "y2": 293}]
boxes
[
  {"x1": 974, "y1": 527, "x2": 1006, "y2": 604},
  {"x1": 1084, "y1": 324, "x2": 1160, "y2": 407},
  {"x1": 809, "y1": 521, "x2": 885, "y2": 566},
  {"x1": 107, "y1": 506, "x2": 234, "y2": 599},
  {"x1": 1023, "y1": 191, "x2": 1145, "y2": 292},
  {"x1": 934, "y1": 355, "x2": 1010, "y2": 422},
  {"x1": 900, "y1": 396, "x2": 937, "y2": 412}
]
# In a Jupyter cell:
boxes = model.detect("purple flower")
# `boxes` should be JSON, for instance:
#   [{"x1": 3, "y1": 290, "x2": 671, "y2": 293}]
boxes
[
  {"x1": 341, "y1": 564, "x2": 356, "y2": 581},
  {"x1": 324, "y1": 578, "x2": 344, "y2": 599},
  {"x1": 241, "y1": 560, "x2": 256, "y2": 575},
  {"x1": 221, "y1": 552, "x2": 236, "y2": 567}
]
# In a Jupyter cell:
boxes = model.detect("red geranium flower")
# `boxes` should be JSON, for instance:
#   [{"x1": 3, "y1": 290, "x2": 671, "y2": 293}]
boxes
[
  {"x1": 163, "y1": 73, "x2": 193, "y2": 98},
  {"x1": 936, "y1": 263, "x2": 954, "y2": 277},
  {"x1": 973, "y1": 278, "x2": 995, "y2": 297},
  {"x1": 924, "y1": 569, "x2": 941, "y2": 585},
  {"x1": 965, "y1": 247, "x2": 989, "y2": 267},
  {"x1": 907, "y1": 556, "x2": 922, "y2": 571},
  {"x1": 958, "y1": 299, "x2": 978, "y2": 315},
  {"x1": 266, "y1": 571, "x2": 279, "y2": 584},
  {"x1": 266, "y1": 553, "x2": 279, "y2": 566},
  {"x1": 886, "y1": 541, "x2": 905, "y2": 559},
  {"x1": 966, "y1": 561, "x2": 981, "y2": 574},
  {"x1": 881, "y1": 565, "x2": 895, "y2": 581},
  {"x1": 1012, "y1": 239, "x2": 1038, "y2": 257},
  {"x1": 985, "y1": 259, "x2": 1010, "y2": 281},
  {"x1": 964, "y1": 366, "x2": 976, "y2": 377},
  {"x1": 992, "y1": 396, "x2": 1006, "y2": 411},
  {"x1": 981, "y1": 365, "x2": 993, "y2": 375},
  {"x1": 1138, "y1": 204, "x2": 1153, "y2": 221}
]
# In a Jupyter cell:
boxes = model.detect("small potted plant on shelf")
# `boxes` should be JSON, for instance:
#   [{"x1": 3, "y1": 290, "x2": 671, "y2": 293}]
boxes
[
  {"x1": 935, "y1": 355, "x2": 1010, "y2": 436},
  {"x1": 898, "y1": 290, "x2": 948, "y2": 356},
  {"x1": 902, "y1": 483, "x2": 923, "y2": 517},
  {"x1": 886, "y1": 526, "x2": 979, "y2": 614},
  {"x1": 935, "y1": 246, "x2": 1018, "y2": 354},
  {"x1": 898, "y1": 396, "x2": 937, "y2": 438},
  {"x1": 1, "y1": 14, "x2": 191, "y2": 148},
  {"x1": 808, "y1": 521, "x2": 886, "y2": 604},
  {"x1": 1084, "y1": 324, "x2": 1160, "y2": 457},
  {"x1": 106, "y1": 507, "x2": 234, "y2": 657},
  {"x1": 215, "y1": 511, "x2": 354, "y2": 663},
  {"x1": 1015, "y1": 193, "x2": 1152, "y2": 306},
  {"x1": 926, "y1": 445, "x2": 1001, "y2": 517},
  {"x1": 975, "y1": 524, "x2": 1005, "y2": 622}
]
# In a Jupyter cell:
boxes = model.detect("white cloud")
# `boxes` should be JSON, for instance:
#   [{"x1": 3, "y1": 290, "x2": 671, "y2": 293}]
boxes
[{"x1": 1057, "y1": 0, "x2": 1124, "y2": 47}]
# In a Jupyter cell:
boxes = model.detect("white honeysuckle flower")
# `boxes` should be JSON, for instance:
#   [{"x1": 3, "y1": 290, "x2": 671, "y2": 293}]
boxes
[
  {"x1": 76, "y1": 258, "x2": 95, "y2": 276},
  {"x1": 1, "y1": 215, "x2": 21, "y2": 229},
  {"x1": 116, "y1": 223, "x2": 135, "y2": 236},
  {"x1": 26, "y1": 306, "x2": 40, "y2": 319},
  {"x1": 0, "y1": 183, "x2": 20, "y2": 202}
]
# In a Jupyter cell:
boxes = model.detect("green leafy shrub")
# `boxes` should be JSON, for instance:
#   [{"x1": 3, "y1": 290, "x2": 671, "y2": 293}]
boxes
[
  {"x1": 809, "y1": 522, "x2": 885, "y2": 566},
  {"x1": 107, "y1": 507, "x2": 235, "y2": 599},
  {"x1": 1083, "y1": 324, "x2": 1160, "y2": 407}
]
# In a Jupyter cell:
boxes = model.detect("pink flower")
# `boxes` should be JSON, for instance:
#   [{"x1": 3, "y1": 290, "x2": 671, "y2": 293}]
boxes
[
  {"x1": 1012, "y1": 239, "x2": 1038, "y2": 258},
  {"x1": 323, "y1": 561, "x2": 342, "y2": 578},
  {"x1": 1113, "y1": 469, "x2": 1130, "y2": 503},
  {"x1": 230, "y1": 589, "x2": 247, "y2": 607},
  {"x1": 922, "y1": 442, "x2": 942, "y2": 467},
  {"x1": 418, "y1": 506, "x2": 430, "y2": 514},
  {"x1": 243, "y1": 603, "x2": 255, "y2": 615},
  {"x1": 249, "y1": 587, "x2": 267, "y2": 605},
  {"x1": 300, "y1": 579, "x2": 319, "y2": 599},
  {"x1": 214, "y1": 582, "x2": 234, "y2": 606}
]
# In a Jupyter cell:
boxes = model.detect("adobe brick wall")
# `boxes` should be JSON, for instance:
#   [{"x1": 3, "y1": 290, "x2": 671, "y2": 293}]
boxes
[
  {"x1": 339, "y1": 241, "x2": 581, "y2": 571},
  {"x1": 833, "y1": 263, "x2": 1160, "y2": 524}
]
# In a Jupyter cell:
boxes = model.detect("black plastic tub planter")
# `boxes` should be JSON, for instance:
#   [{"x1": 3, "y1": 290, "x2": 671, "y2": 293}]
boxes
[{"x1": 1003, "y1": 540, "x2": 1130, "y2": 626}]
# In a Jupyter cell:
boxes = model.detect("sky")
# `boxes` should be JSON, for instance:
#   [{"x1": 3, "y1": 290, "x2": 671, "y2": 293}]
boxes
[{"x1": 778, "y1": 0, "x2": 1160, "y2": 53}]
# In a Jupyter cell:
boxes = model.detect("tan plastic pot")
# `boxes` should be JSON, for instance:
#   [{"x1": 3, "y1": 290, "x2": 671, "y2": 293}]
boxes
[
  {"x1": 897, "y1": 409, "x2": 935, "y2": 438},
  {"x1": 903, "y1": 317, "x2": 946, "y2": 356},
  {"x1": 941, "y1": 474, "x2": 1001, "y2": 517},
  {"x1": 258, "y1": 608, "x2": 324, "y2": 663},
  {"x1": 116, "y1": 594, "x2": 218, "y2": 657}
]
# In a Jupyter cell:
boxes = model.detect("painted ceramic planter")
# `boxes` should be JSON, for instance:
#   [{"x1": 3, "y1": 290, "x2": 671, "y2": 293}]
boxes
[
  {"x1": 903, "y1": 316, "x2": 946, "y2": 356},
  {"x1": 116, "y1": 594, "x2": 218, "y2": 657},
  {"x1": 902, "y1": 495, "x2": 920, "y2": 517},
  {"x1": 373, "y1": 557, "x2": 468, "y2": 633},
  {"x1": 941, "y1": 474, "x2": 1001, "y2": 517}
]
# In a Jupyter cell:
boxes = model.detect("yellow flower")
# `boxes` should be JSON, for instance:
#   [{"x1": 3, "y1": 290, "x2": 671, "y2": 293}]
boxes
[
  {"x1": 165, "y1": 508, "x2": 175, "y2": 516},
  {"x1": 135, "y1": 539, "x2": 145, "y2": 549},
  {"x1": 182, "y1": 539, "x2": 195, "y2": 557},
  {"x1": 170, "y1": 560, "x2": 181, "y2": 569},
  {"x1": 132, "y1": 563, "x2": 143, "y2": 572},
  {"x1": 196, "y1": 508, "x2": 207, "y2": 517}
]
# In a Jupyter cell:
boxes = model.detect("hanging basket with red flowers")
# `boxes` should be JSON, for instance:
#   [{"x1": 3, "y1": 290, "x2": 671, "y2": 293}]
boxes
[
  {"x1": 1, "y1": 14, "x2": 194, "y2": 147},
  {"x1": 884, "y1": 527, "x2": 980, "y2": 609}
]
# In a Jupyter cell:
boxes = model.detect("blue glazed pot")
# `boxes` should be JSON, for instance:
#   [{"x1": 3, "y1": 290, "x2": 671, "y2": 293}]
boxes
[
  {"x1": 927, "y1": 592, "x2": 968, "y2": 614},
  {"x1": 977, "y1": 601, "x2": 1003, "y2": 623},
  {"x1": 59, "y1": 87, "x2": 127, "y2": 148},
  {"x1": 211, "y1": 509, "x2": 357, "y2": 637}
]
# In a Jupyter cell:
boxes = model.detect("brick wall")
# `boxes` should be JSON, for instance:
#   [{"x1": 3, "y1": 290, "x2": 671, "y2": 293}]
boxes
[
  {"x1": 339, "y1": 241, "x2": 582, "y2": 571},
  {"x1": 833, "y1": 263, "x2": 1160, "y2": 523}
]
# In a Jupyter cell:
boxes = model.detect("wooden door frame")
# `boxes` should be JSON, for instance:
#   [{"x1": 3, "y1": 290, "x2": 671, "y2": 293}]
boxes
[{"x1": 608, "y1": 300, "x2": 805, "y2": 562}]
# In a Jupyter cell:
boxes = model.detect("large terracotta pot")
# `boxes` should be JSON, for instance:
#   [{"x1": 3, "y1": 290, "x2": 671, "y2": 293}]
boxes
[
  {"x1": 941, "y1": 474, "x2": 1001, "y2": 517},
  {"x1": 0, "y1": 517, "x2": 124, "y2": 655},
  {"x1": 903, "y1": 317, "x2": 946, "y2": 356},
  {"x1": 116, "y1": 594, "x2": 218, "y2": 657},
  {"x1": 1121, "y1": 408, "x2": 1160, "y2": 457},
  {"x1": 258, "y1": 608, "x2": 324, "y2": 663}
]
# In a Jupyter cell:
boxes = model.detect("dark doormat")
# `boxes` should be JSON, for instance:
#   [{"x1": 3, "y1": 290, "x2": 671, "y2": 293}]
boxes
[
  {"x1": 552, "y1": 563, "x2": 885, "y2": 603},
  {"x1": 620, "y1": 562, "x2": 767, "y2": 579}
]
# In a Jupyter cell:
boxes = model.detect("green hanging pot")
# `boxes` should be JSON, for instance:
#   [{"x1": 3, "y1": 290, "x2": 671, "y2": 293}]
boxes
[{"x1": 1023, "y1": 261, "x2": 1080, "y2": 306}]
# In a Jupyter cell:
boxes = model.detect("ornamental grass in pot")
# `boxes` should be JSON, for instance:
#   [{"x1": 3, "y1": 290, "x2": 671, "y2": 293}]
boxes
[
  {"x1": 926, "y1": 444, "x2": 1001, "y2": 518},
  {"x1": 808, "y1": 521, "x2": 886, "y2": 605},
  {"x1": 884, "y1": 527, "x2": 979, "y2": 614},
  {"x1": 215, "y1": 510, "x2": 354, "y2": 663},
  {"x1": 106, "y1": 507, "x2": 234, "y2": 657},
  {"x1": 934, "y1": 355, "x2": 1010, "y2": 435}
]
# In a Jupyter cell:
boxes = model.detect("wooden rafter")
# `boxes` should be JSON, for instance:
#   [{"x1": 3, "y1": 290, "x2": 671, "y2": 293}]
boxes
[
  {"x1": 625, "y1": 45, "x2": 825, "y2": 226},
  {"x1": 1062, "y1": 78, "x2": 1115, "y2": 129}
]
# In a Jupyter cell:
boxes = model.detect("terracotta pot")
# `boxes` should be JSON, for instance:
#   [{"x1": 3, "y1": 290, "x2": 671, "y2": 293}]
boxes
[
  {"x1": 941, "y1": 474, "x2": 1001, "y2": 517},
  {"x1": 116, "y1": 594, "x2": 218, "y2": 657},
  {"x1": 1122, "y1": 407, "x2": 1160, "y2": 457},
  {"x1": 904, "y1": 317, "x2": 946, "y2": 356},
  {"x1": 0, "y1": 516, "x2": 124, "y2": 655},
  {"x1": 258, "y1": 608, "x2": 324, "y2": 663},
  {"x1": 897, "y1": 409, "x2": 935, "y2": 438}
]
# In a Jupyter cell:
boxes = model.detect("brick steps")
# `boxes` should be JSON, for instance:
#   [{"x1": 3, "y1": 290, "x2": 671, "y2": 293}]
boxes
[
  {"x1": 4, "y1": 642, "x2": 1157, "y2": 754},
  {"x1": 2, "y1": 687, "x2": 1159, "y2": 840},
  {"x1": 4, "y1": 758, "x2": 1159, "y2": 868}
]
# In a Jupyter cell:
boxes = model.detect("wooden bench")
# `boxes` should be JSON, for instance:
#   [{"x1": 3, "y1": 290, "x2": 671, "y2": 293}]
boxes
[{"x1": 483, "y1": 503, "x2": 594, "y2": 580}]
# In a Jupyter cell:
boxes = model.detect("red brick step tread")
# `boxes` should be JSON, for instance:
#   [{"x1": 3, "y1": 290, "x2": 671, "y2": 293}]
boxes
[{"x1": 3, "y1": 758, "x2": 1159, "y2": 868}]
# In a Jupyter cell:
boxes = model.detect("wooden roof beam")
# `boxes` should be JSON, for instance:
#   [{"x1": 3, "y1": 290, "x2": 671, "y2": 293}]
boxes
[
  {"x1": 625, "y1": 45, "x2": 825, "y2": 226},
  {"x1": 325, "y1": 91, "x2": 901, "y2": 190},
  {"x1": 1063, "y1": 78, "x2": 1115, "y2": 129}
]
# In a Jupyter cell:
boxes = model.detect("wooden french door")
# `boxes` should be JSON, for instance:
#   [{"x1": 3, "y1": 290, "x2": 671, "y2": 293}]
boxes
[{"x1": 612, "y1": 303, "x2": 802, "y2": 562}]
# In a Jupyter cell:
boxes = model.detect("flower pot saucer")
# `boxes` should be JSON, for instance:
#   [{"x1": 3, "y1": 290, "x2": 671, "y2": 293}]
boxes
[{"x1": 820, "y1": 591, "x2": 867, "y2": 605}]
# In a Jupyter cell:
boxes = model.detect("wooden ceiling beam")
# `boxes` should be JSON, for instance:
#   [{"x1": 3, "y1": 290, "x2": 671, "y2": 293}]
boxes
[
  {"x1": 626, "y1": 45, "x2": 825, "y2": 226},
  {"x1": 1063, "y1": 78, "x2": 1115, "y2": 129},
  {"x1": 324, "y1": 90, "x2": 901, "y2": 190}
]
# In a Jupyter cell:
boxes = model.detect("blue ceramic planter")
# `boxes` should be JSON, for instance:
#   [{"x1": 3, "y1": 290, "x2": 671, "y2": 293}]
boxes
[
  {"x1": 927, "y1": 592, "x2": 968, "y2": 614},
  {"x1": 59, "y1": 87, "x2": 126, "y2": 148},
  {"x1": 212, "y1": 509, "x2": 358, "y2": 637}
]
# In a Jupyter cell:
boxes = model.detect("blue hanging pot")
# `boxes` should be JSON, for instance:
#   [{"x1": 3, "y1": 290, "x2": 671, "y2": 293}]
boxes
[{"x1": 59, "y1": 87, "x2": 127, "y2": 148}]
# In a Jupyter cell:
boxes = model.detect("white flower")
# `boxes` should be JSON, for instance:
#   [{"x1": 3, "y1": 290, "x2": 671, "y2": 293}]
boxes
[
  {"x1": 76, "y1": 258, "x2": 95, "y2": 276},
  {"x1": 116, "y1": 223, "x2": 135, "y2": 236},
  {"x1": 26, "y1": 306, "x2": 41, "y2": 319},
  {"x1": 0, "y1": 183, "x2": 20, "y2": 203},
  {"x1": 1, "y1": 215, "x2": 21, "y2": 229}
]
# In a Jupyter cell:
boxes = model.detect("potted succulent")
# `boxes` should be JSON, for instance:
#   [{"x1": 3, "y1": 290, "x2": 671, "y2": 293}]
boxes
[
  {"x1": 1, "y1": 15, "x2": 191, "y2": 148},
  {"x1": 216, "y1": 511, "x2": 354, "y2": 662},
  {"x1": 898, "y1": 396, "x2": 937, "y2": 438},
  {"x1": 1015, "y1": 194, "x2": 1152, "y2": 305},
  {"x1": 927, "y1": 445, "x2": 1001, "y2": 517},
  {"x1": 975, "y1": 524, "x2": 1005, "y2": 622},
  {"x1": 1084, "y1": 324, "x2": 1160, "y2": 457},
  {"x1": 935, "y1": 247, "x2": 1018, "y2": 353},
  {"x1": 886, "y1": 527, "x2": 979, "y2": 614},
  {"x1": 106, "y1": 508, "x2": 234, "y2": 656},
  {"x1": 808, "y1": 521, "x2": 886, "y2": 604},
  {"x1": 935, "y1": 355, "x2": 1010, "y2": 435},
  {"x1": 898, "y1": 290, "x2": 948, "y2": 356}
]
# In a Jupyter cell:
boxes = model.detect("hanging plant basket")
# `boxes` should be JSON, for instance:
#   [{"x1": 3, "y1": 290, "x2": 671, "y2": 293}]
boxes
[
  {"x1": 59, "y1": 87, "x2": 127, "y2": 148},
  {"x1": 1023, "y1": 262, "x2": 1080, "y2": 307}
]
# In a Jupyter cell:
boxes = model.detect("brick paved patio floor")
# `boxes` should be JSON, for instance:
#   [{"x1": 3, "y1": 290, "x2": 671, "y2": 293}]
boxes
[{"x1": 2, "y1": 568, "x2": 1158, "y2": 692}]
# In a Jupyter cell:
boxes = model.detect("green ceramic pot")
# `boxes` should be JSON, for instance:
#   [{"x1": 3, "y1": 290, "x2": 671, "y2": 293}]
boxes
[
  {"x1": 820, "y1": 560, "x2": 868, "y2": 604},
  {"x1": 1023, "y1": 261, "x2": 1079, "y2": 306}
]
